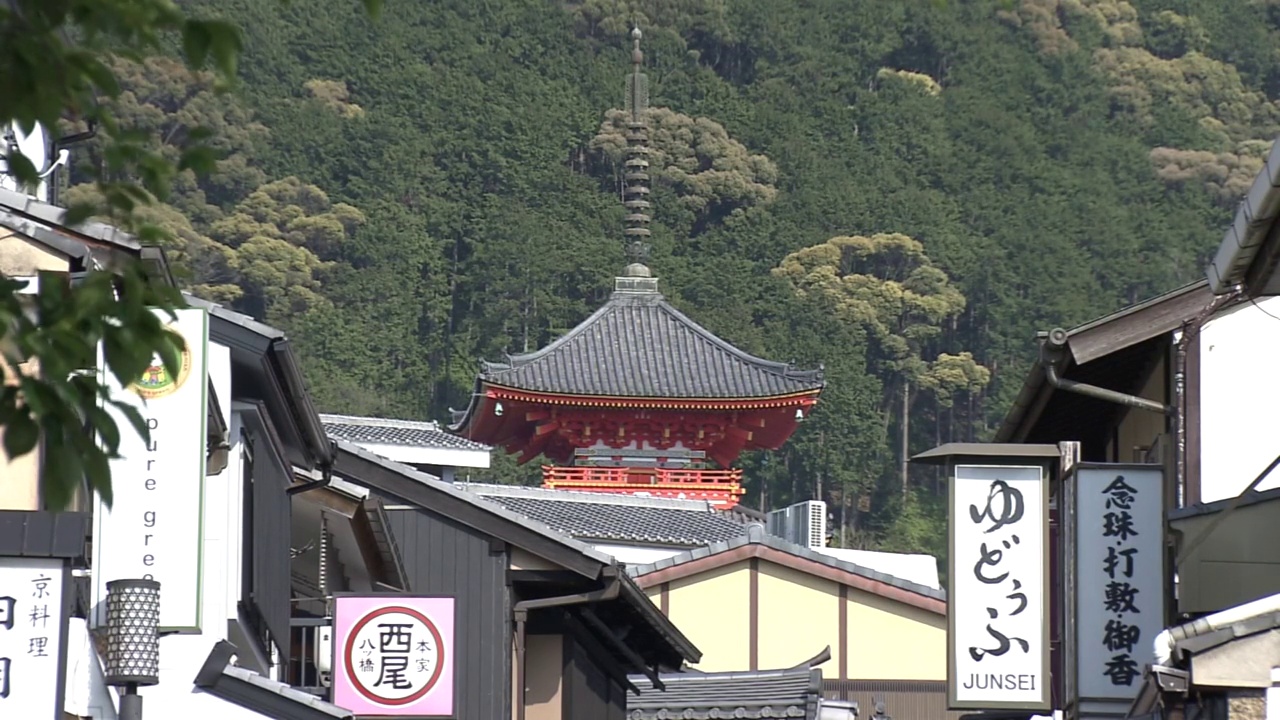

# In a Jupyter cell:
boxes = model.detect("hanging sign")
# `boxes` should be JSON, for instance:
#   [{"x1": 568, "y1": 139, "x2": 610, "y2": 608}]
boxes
[
  {"x1": 0, "y1": 557, "x2": 69, "y2": 720},
  {"x1": 333, "y1": 595, "x2": 456, "y2": 717},
  {"x1": 92, "y1": 307, "x2": 209, "y2": 631},
  {"x1": 1072, "y1": 464, "x2": 1164, "y2": 703},
  {"x1": 949, "y1": 464, "x2": 1051, "y2": 711}
]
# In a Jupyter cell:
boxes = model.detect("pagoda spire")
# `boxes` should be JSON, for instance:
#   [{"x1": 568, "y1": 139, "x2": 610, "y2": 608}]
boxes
[{"x1": 621, "y1": 26, "x2": 652, "y2": 280}]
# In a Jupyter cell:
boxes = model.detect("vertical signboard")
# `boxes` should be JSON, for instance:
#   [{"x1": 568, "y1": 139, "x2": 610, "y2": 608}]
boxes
[
  {"x1": 333, "y1": 595, "x2": 456, "y2": 717},
  {"x1": 0, "y1": 557, "x2": 69, "y2": 719},
  {"x1": 949, "y1": 465, "x2": 1051, "y2": 711},
  {"x1": 1073, "y1": 464, "x2": 1164, "y2": 707},
  {"x1": 92, "y1": 308, "x2": 209, "y2": 631}
]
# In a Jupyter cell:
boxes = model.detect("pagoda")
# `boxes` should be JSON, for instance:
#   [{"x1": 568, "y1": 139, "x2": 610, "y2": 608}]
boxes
[{"x1": 449, "y1": 29, "x2": 824, "y2": 508}]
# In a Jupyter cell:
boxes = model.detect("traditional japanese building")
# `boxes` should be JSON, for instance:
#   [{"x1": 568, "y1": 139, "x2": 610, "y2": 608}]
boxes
[{"x1": 449, "y1": 30, "x2": 824, "y2": 508}]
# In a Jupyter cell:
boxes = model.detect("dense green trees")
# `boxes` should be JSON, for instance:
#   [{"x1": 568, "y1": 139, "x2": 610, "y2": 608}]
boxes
[{"x1": 106, "y1": 0, "x2": 1271, "y2": 552}]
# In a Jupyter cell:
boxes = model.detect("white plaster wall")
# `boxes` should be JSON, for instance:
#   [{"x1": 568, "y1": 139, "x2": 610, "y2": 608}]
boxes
[
  {"x1": 1199, "y1": 296, "x2": 1280, "y2": 503},
  {"x1": 350, "y1": 441, "x2": 491, "y2": 470},
  {"x1": 592, "y1": 543, "x2": 684, "y2": 566}
]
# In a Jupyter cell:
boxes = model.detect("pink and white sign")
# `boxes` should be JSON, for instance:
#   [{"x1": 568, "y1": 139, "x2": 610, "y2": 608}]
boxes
[{"x1": 332, "y1": 596, "x2": 455, "y2": 717}]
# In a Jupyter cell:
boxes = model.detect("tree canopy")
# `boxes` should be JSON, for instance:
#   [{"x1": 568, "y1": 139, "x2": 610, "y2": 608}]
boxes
[{"x1": 9, "y1": 0, "x2": 1272, "y2": 554}]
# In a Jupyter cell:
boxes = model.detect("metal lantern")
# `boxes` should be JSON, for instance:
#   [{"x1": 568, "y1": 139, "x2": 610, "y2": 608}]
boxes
[{"x1": 104, "y1": 579, "x2": 161, "y2": 687}]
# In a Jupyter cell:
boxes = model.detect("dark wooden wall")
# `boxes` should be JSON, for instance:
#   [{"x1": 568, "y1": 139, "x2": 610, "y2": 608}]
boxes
[
  {"x1": 563, "y1": 633, "x2": 625, "y2": 720},
  {"x1": 379, "y1": 494, "x2": 511, "y2": 720},
  {"x1": 240, "y1": 416, "x2": 294, "y2": 666}
]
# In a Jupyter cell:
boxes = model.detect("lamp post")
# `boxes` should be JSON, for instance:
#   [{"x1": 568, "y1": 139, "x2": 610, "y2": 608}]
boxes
[{"x1": 103, "y1": 579, "x2": 161, "y2": 720}]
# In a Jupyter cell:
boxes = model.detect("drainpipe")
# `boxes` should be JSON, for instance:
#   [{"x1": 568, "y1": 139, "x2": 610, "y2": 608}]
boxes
[
  {"x1": 512, "y1": 577, "x2": 622, "y2": 720},
  {"x1": 1172, "y1": 290, "x2": 1238, "y2": 507},
  {"x1": 1154, "y1": 589, "x2": 1280, "y2": 665},
  {"x1": 1041, "y1": 328, "x2": 1171, "y2": 415}
]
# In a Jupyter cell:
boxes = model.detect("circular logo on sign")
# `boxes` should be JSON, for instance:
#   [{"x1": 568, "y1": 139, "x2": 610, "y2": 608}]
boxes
[
  {"x1": 344, "y1": 605, "x2": 445, "y2": 706},
  {"x1": 130, "y1": 328, "x2": 192, "y2": 400}
]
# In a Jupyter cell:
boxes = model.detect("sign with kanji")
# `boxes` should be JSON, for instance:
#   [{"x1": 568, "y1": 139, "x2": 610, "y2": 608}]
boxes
[
  {"x1": 332, "y1": 596, "x2": 455, "y2": 717},
  {"x1": 0, "y1": 557, "x2": 68, "y2": 719},
  {"x1": 1071, "y1": 464, "x2": 1164, "y2": 704}
]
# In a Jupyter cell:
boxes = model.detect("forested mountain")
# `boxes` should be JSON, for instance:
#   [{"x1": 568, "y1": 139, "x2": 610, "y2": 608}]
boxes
[{"x1": 74, "y1": 0, "x2": 1278, "y2": 557}]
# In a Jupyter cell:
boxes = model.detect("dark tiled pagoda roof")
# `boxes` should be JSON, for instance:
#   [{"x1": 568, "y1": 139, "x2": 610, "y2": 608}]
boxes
[
  {"x1": 475, "y1": 281, "x2": 823, "y2": 400},
  {"x1": 461, "y1": 484, "x2": 754, "y2": 546},
  {"x1": 627, "y1": 666, "x2": 823, "y2": 720},
  {"x1": 321, "y1": 414, "x2": 490, "y2": 452}
]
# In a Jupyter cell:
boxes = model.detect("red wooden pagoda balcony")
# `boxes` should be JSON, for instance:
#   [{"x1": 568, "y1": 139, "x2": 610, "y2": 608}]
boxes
[{"x1": 541, "y1": 466, "x2": 745, "y2": 507}]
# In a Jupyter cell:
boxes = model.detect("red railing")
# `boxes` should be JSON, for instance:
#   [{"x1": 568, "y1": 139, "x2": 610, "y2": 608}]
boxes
[{"x1": 541, "y1": 466, "x2": 745, "y2": 506}]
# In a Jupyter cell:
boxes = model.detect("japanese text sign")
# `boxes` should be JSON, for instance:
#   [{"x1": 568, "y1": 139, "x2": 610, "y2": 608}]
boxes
[
  {"x1": 949, "y1": 465, "x2": 1050, "y2": 711},
  {"x1": 0, "y1": 557, "x2": 67, "y2": 720},
  {"x1": 333, "y1": 596, "x2": 455, "y2": 717},
  {"x1": 1074, "y1": 465, "x2": 1164, "y2": 701}
]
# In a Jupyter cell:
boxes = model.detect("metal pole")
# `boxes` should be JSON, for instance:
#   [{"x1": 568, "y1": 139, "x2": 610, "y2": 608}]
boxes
[{"x1": 119, "y1": 687, "x2": 143, "y2": 720}]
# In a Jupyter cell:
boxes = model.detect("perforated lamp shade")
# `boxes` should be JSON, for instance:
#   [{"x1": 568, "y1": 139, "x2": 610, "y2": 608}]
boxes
[{"x1": 104, "y1": 579, "x2": 161, "y2": 687}]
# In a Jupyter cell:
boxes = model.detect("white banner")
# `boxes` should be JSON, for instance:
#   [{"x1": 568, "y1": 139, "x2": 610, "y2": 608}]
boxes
[
  {"x1": 950, "y1": 465, "x2": 1050, "y2": 710},
  {"x1": 92, "y1": 308, "x2": 208, "y2": 631},
  {"x1": 1074, "y1": 465, "x2": 1164, "y2": 701},
  {"x1": 0, "y1": 557, "x2": 67, "y2": 719}
]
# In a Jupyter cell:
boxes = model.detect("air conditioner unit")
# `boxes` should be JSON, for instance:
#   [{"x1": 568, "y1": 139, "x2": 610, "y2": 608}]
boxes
[
  {"x1": 765, "y1": 500, "x2": 827, "y2": 549},
  {"x1": 314, "y1": 625, "x2": 333, "y2": 673}
]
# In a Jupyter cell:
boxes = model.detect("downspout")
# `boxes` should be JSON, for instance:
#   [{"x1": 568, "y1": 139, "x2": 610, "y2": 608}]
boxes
[
  {"x1": 1154, "y1": 590, "x2": 1280, "y2": 666},
  {"x1": 512, "y1": 576, "x2": 622, "y2": 720},
  {"x1": 52, "y1": 121, "x2": 98, "y2": 153},
  {"x1": 1172, "y1": 290, "x2": 1238, "y2": 507},
  {"x1": 1041, "y1": 328, "x2": 1171, "y2": 416}
]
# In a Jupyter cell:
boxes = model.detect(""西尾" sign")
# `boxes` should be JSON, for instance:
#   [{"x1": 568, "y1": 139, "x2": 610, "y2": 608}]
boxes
[{"x1": 332, "y1": 595, "x2": 455, "y2": 717}]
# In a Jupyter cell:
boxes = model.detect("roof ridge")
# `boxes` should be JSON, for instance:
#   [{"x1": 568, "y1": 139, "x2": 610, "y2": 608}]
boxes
[
  {"x1": 465, "y1": 482, "x2": 718, "y2": 510},
  {"x1": 320, "y1": 413, "x2": 443, "y2": 431},
  {"x1": 335, "y1": 440, "x2": 614, "y2": 563},
  {"x1": 0, "y1": 187, "x2": 141, "y2": 250},
  {"x1": 636, "y1": 666, "x2": 812, "y2": 682},
  {"x1": 484, "y1": 299, "x2": 623, "y2": 371},
  {"x1": 631, "y1": 528, "x2": 946, "y2": 603},
  {"x1": 649, "y1": 297, "x2": 821, "y2": 381}
]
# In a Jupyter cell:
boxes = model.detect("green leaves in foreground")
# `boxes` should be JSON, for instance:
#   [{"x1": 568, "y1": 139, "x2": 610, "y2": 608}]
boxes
[
  {"x1": 0, "y1": 267, "x2": 185, "y2": 510},
  {"x1": 0, "y1": 0, "x2": 376, "y2": 508}
]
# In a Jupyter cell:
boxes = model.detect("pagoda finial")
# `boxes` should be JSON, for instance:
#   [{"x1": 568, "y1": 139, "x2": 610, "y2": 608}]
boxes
[{"x1": 622, "y1": 24, "x2": 652, "y2": 276}]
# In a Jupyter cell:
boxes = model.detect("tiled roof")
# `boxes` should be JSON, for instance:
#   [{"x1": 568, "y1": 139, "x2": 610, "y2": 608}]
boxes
[
  {"x1": 474, "y1": 283, "x2": 823, "y2": 400},
  {"x1": 628, "y1": 666, "x2": 822, "y2": 720},
  {"x1": 630, "y1": 526, "x2": 947, "y2": 607},
  {"x1": 333, "y1": 441, "x2": 614, "y2": 566},
  {"x1": 0, "y1": 186, "x2": 140, "y2": 251},
  {"x1": 195, "y1": 640, "x2": 353, "y2": 720},
  {"x1": 321, "y1": 413, "x2": 490, "y2": 451},
  {"x1": 464, "y1": 484, "x2": 754, "y2": 546}
]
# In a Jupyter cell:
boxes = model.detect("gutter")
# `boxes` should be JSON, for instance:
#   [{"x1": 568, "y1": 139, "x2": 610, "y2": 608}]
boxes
[
  {"x1": 1154, "y1": 591, "x2": 1280, "y2": 665},
  {"x1": 1041, "y1": 328, "x2": 1170, "y2": 415},
  {"x1": 269, "y1": 338, "x2": 335, "y2": 469},
  {"x1": 513, "y1": 578, "x2": 627, "y2": 720}
]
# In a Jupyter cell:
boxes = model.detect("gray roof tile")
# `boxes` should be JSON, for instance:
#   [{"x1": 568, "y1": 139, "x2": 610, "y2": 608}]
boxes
[
  {"x1": 0, "y1": 186, "x2": 141, "y2": 251},
  {"x1": 474, "y1": 286, "x2": 823, "y2": 399},
  {"x1": 223, "y1": 666, "x2": 352, "y2": 718},
  {"x1": 334, "y1": 441, "x2": 615, "y2": 566},
  {"x1": 628, "y1": 666, "x2": 821, "y2": 720},
  {"x1": 321, "y1": 414, "x2": 490, "y2": 452},
  {"x1": 465, "y1": 484, "x2": 753, "y2": 546}
]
